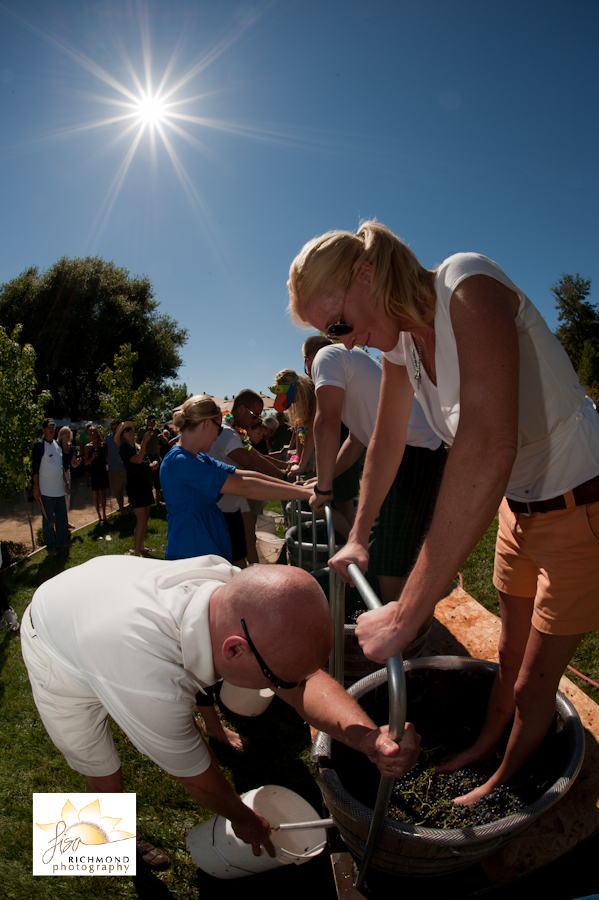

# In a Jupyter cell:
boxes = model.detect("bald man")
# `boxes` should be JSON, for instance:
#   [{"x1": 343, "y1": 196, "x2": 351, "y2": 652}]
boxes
[{"x1": 21, "y1": 556, "x2": 419, "y2": 865}]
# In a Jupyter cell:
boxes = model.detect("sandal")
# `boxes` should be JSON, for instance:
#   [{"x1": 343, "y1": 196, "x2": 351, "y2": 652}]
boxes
[{"x1": 136, "y1": 834, "x2": 170, "y2": 870}]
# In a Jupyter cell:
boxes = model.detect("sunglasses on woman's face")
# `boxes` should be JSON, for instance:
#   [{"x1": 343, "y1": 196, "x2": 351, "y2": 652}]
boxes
[
  {"x1": 326, "y1": 291, "x2": 353, "y2": 337},
  {"x1": 211, "y1": 419, "x2": 223, "y2": 435},
  {"x1": 123, "y1": 427, "x2": 133, "y2": 433}
]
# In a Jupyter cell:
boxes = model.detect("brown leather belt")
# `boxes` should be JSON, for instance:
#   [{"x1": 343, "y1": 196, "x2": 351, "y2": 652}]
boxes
[{"x1": 507, "y1": 473, "x2": 599, "y2": 516}]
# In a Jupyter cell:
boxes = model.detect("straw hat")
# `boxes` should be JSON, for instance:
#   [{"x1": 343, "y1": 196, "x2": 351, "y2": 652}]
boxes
[{"x1": 114, "y1": 420, "x2": 135, "y2": 447}]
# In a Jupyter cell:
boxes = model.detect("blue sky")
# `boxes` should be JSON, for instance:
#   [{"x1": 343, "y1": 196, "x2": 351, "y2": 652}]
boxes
[{"x1": 1, "y1": 0, "x2": 597, "y2": 402}]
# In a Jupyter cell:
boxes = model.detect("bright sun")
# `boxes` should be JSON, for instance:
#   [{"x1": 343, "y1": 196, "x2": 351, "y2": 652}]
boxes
[{"x1": 135, "y1": 94, "x2": 167, "y2": 126}]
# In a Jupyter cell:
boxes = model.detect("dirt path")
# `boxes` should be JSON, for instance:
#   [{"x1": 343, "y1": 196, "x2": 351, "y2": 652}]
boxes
[{"x1": 0, "y1": 478, "x2": 122, "y2": 548}]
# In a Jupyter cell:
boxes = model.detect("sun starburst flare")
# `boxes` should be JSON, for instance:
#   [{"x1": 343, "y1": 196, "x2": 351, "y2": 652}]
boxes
[{"x1": 36, "y1": 798, "x2": 134, "y2": 845}]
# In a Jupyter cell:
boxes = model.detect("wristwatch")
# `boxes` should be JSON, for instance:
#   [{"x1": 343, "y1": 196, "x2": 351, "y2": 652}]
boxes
[{"x1": 314, "y1": 486, "x2": 333, "y2": 496}]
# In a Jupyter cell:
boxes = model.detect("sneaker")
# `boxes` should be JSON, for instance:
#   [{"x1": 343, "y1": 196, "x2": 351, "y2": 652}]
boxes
[{"x1": 4, "y1": 608, "x2": 19, "y2": 632}]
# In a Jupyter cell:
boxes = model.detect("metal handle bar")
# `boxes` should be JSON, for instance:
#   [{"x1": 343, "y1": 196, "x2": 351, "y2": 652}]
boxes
[
  {"x1": 294, "y1": 476, "x2": 303, "y2": 570},
  {"x1": 275, "y1": 817, "x2": 334, "y2": 832},
  {"x1": 324, "y1": 505, "x2": 344, "y2": 685},
  {"x1": 346, "y1": 562, "x2": 406, "y2": 891}
]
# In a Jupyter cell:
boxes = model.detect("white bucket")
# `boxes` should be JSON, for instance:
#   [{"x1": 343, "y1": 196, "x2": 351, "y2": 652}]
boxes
[
  {"x1": 255, "y1": 531, "x2": 285, "y2": 565},
  {"x1": 256, "y1": 511, "x2": 283, "y2": 534},
  {"x1": 219, "y1": 681, "x2": 275, "y2": 716},
  {"x1": 186, "y1": 784, "x2": 327, "y2": 879}
]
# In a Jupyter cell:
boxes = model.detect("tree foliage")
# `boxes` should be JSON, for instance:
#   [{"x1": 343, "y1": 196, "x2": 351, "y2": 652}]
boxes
[
  {"x1": 98, "y1": 344, "x2": 154, "y2": 430},
  {"x1": 552, "y1": 273, "x2": 599, "y2": 403},
  {"x1": 0, "y1": 326, "x2": 51, "y2": 501},
  {"x1": 99, "y1": 345, "x2": 189, "y2": 426},
  {"x1": 0, "y1": 256, "x2": 188, "y2": 420},
  {"x1": 152, "y1": 382, "x2": 190, "y2": 424}
]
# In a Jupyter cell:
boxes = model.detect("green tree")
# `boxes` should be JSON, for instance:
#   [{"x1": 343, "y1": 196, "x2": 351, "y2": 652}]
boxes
[
  {"x1": 552, "y1": 274, "x2": 597, "y2": 368},
  {"x1": 152, "y1": 382, "x2": 190, "y2": 424},
  {"x1": 0, "y1": 256, "x2": 188, "y2": 420},
  {"x1": 577, "y1": 341, "x2": 599, "y2": 404},
  {"x1": 551, "y1": 273, "x2": 599, "y2": 403},
  {"x1": 98, "y1": 344, "x2": 154, "y2": 430},
  {"x1": 0, "y1": 326, "x2": 51, "y2": 502}
]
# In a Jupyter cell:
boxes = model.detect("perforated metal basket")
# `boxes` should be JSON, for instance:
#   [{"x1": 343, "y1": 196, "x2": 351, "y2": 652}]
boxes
[{"x1": 312, "y1": 657, "x2": 585, "y2": 876}]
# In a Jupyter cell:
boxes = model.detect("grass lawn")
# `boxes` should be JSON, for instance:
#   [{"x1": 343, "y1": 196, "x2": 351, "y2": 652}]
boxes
[
  {"x1": 0, "y1": 503, "x2": 597, "y2": 898},
  {"x1": 0, "y1": 504, "x2": 330, "y2": 899}
]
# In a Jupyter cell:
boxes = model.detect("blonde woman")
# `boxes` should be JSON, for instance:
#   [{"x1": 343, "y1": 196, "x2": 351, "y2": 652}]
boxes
[
  {"x1": 287, "y1": 220, "x2": 599, "y2": 806},
  {"x1": 270, "y1": 369, "x2": 355, "y2": 539},
  {"x1": 270, "y1": 369, "x2": 316, "y2": 480}
]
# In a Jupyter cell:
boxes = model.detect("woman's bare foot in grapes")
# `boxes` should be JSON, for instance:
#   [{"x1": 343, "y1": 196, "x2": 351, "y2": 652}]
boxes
[{"x1": 453, "y1": 781, "x2": 494, "y2": 807}]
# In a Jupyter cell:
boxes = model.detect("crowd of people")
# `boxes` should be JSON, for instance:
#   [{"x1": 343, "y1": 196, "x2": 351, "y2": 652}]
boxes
[{"x1": 12, "y1": 221, "x2": 599, "y2": 869}]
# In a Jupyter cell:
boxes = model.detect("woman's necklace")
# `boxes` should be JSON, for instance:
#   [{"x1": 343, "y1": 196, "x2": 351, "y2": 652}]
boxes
[{"x1": 411, "y1": 330, "x2": 423, "y2": 390}]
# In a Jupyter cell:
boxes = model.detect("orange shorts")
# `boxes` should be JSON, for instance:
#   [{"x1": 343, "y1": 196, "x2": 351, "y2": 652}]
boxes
[{"x1": 493, "y1": 498, "x2": 599, "y2": 636}]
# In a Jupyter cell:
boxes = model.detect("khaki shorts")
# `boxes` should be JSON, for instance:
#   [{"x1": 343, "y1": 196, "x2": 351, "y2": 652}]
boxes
[
  {"x1": 108, "y1": 469, "x2": 127, "y2": 501},
  {"x1": 494, "y1": 499, "x2": 599, "y2": 636},
  {"x1": 20, "y1": 608, "x2": 121, "y2": 776}
]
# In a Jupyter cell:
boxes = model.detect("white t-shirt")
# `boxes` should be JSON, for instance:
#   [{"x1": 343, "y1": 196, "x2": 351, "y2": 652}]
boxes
[
  {"x1": 210, "y1": 424, "x2": 250, "y2": 514},
  {"x1": 312, "y1": 344, "x2": 441, "y2": 450},
  {"x1": 32, "y1": 555, "x2": 238, "y2": 777},
  {"x1": 38, "y1": 439, "x2": 65, "y2": 496},
  {"x1": 384, "y1": 253, "x2": 599, "y2": 500}
]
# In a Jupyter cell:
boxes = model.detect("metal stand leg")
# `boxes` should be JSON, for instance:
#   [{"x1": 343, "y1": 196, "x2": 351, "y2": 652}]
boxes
[{"x1": 346, "y1": 563, "x2": 406, "y2": 891}]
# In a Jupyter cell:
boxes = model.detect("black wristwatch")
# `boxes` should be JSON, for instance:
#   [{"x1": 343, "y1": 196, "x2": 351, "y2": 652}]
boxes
[{"x1": 314, "y1": 486, "x2": 333, "y2": 496}]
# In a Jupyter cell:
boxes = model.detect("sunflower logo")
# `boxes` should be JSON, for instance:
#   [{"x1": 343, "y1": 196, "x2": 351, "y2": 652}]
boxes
[{"x1": 36, "y1": 798, "x2": 134, "y2": 845}]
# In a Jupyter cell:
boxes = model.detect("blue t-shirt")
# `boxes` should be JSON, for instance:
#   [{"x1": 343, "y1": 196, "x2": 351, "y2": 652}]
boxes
[{"x1": 161, "y1": 446, "x2": 235, "y2": 561}]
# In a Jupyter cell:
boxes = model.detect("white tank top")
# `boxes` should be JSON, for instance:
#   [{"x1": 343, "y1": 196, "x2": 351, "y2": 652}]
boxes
[{"x1": 383, "y1": 253, "x2": 599, "y2": 501}]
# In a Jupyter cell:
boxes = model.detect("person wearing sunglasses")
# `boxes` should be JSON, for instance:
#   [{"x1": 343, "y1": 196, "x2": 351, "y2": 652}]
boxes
[
  {"x1": 21, "y1": 557, "x2": 420, "y2": 866},
  {"x1": 115, "y1": 421, "x2": 159, "y2": 557},
  {"x1": 288, "y1": 220, "x2": 599, "y2": 808}
]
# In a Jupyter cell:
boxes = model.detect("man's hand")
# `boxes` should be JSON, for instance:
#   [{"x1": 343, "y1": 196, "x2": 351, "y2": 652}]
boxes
[
  {"x1": 230, "y1": 806, "x2": 276, "y2": 857},
  {"x1": 360, "y1": 723, "x2": 420, "y2": 779},
  {"x1": 33, "y1": 485, "x2": 41, "y2": 502},
  {"x1": 328, "y1": 539, "x2": 370, "y2": 583},
  {"x1": 309, "y1": 489, "x2": 333, "y2": 512},
  {"x1": 354, "y1": 602, "x2": 417, "y2": 663}
]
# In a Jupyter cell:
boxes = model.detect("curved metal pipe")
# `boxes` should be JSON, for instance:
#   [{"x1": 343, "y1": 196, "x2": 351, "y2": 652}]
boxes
[
  {"x1": 323, "y1": 505, "x2": 343, "y2": 682},
  {"x1": 346, "y1": 562, "x2": 406, "y2": 891},
  {"x1": 295, "y1": 477, "x2": 302, "y2": 569}
]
